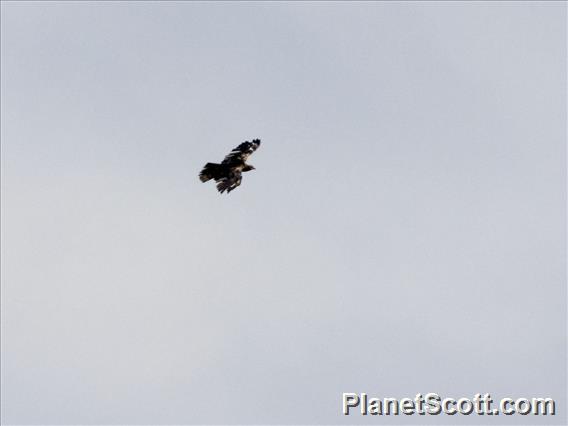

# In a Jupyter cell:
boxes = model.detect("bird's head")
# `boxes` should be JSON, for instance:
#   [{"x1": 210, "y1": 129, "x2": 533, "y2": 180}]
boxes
[{"x1": 243, "y1": 165, "x2": 255, "y2": 172}]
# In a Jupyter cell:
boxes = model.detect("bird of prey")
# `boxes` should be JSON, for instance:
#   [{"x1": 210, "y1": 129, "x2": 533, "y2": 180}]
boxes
[{"x1": 199, "y1": 139, "x2": 261, "y2": 194}]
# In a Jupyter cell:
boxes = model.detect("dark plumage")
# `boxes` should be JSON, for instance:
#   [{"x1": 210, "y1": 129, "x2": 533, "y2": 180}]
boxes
[{"x1": 199, "y1": 139, "x2": 261, "y2": 193}]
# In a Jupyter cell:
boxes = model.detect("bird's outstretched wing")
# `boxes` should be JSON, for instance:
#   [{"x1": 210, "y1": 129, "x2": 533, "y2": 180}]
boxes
[
  {"x1": 221, "y1": 139, "x2": 261, "y2": 165},
  {"x1": 216, "y1": 171, "x2": 243, "y2": 194}
]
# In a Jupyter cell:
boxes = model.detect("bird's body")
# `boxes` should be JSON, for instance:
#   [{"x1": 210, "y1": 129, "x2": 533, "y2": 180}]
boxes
[{"x1": 199, "y1": 139, "x2": 261, "y2": 193}]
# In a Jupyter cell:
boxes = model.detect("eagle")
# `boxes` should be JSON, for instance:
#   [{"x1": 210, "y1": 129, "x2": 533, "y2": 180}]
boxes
[{"x1": 199, "y1": 139, "x2": 261, "y2": 193}]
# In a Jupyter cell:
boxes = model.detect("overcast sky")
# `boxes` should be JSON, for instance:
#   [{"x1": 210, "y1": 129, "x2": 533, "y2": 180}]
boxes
[{"x1": 1, "y1": 1, "x2": 566, "y2": 425}]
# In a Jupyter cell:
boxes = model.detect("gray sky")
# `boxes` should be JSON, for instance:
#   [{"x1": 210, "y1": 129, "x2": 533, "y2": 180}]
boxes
[{"x1": 1, "y1": 1, "x2": 566, "y2": 424}]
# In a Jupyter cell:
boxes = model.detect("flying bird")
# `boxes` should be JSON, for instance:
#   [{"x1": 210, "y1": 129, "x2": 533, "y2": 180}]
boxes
[{"x1": 199, "y1": 139, "x2": 261, "y2": 193}]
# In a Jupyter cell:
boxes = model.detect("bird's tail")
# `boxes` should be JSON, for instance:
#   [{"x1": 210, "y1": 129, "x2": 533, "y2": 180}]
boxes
[{"x1": 199, "y1": 163, "x2": 223, "y2": 182}]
